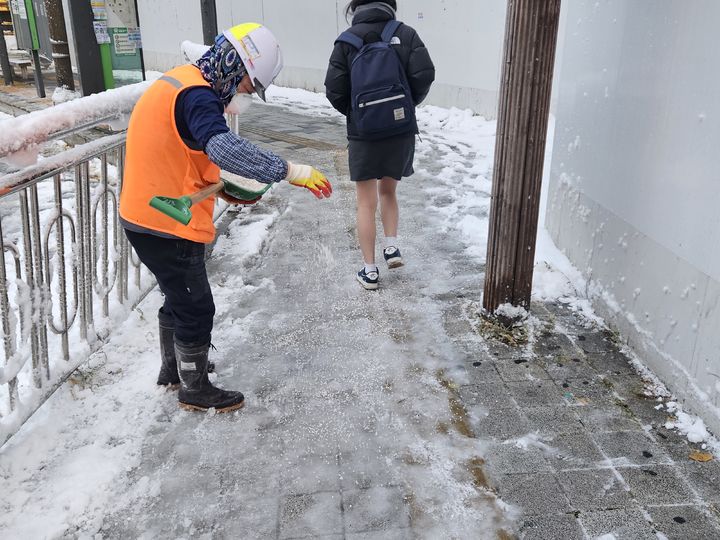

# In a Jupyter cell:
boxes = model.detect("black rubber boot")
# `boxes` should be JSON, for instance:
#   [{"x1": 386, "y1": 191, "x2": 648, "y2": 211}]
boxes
[
  {"x1": 175, "y1": 340, "x2": 245, "y2": 413},
  {"x1": 157, "y1": 309, "x2": 180, "y2": 387},
  {"x1": 157, "y1": 309, "x2": 214, "y2": 388}
]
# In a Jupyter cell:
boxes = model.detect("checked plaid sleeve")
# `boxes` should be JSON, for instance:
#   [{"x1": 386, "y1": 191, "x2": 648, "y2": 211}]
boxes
[{"x1": 205, "y1": 131, "x2": 288, "y2": 184}]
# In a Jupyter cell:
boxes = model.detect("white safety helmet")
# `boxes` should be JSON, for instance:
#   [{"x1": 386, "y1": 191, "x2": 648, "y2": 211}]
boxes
[{"x1": 223, "y1": 23, "x2": 283, "y2": 102}]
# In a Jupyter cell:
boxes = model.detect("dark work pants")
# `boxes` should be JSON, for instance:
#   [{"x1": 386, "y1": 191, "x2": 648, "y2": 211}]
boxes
[{"x1": 124, "y1": 229, "x2": 215, "y2": 345}]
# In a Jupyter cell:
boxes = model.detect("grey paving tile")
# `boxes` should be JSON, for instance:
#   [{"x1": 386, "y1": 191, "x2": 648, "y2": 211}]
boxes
[
  {"x1": 279, "y1": 453, "x2": 341, "y2": 495},
  {"x1": 484, "y1": 441, "x2": 554, "y2": 477},
  {"x1": 339, "y1": 449, "x2": 401, "y2": 490},
  {"x1": 594, "y1": 373, "x2": 645, "y2": 399},
  {"x1": 495, "y1": 357, "x2": 552, "y2": 382},
  {"x1": 533, "y1": 331, "x2": 577, "y2": 358},
  {"x1": 468, "y1": 404, "x2": 532, "y2": 439},
  {"x1": 495, "y1": 472, "x2": 571, "y2": 515},
  {"x1": 464, "y1": 357, "x2": 504, "y2": 384},
  {"x1": 544, "y1": 431, "x2": 607, "y2": 471},
  {"x1": 283, "y1": 534, "x2": 345, "y2": 540},
  {"x1": 618, "y1": 465, "x2": 696, "y2": 505},
  {"x1": 518, "y1": 513, "x2": 585, "y2": 540},
  {"x1": 343, "y1": 486, "x2": 411, "y2": 533},
  {"x1": 214, "y1": 497, "x2": 280, "y2": 539},
  {"x1": 218, "y1": 462, "x2": 283, "y2": 500},
  {"x1": 543, "y1": 301, "x2": 587, "y2": 326},
  {"x1": 279, "y1": 492, "x2": 343, "y2": 539},
  {"x1": 544, "y1": 354, "x2": 597, "y2": 381},
  {"x1": 346, "y1": 529, "x2": 413, "y2": 539},
  {"x1": 622, "y1": 393, "x2": 674, "y2": 426},
  {"x1": 678, "y1": 461, "x2": 720, "y2": 503},
  {"x1": 523, "y1": 406, "x2": 586, "y2": 436},
  {"x1": 483, "y1": 337, "x2": 527, "y2": 360},
  {"x1": 650, "y1": 425, "x2": 700, "y2": 462},
  {"x1": 647, "y1": 504, "x2": 720, "y2": 540},
  {"x1": 575, "y1": 404, "x2": 644, "y2": 433},
  {"x1": 579, "y1": 507, "x2": 657, "y2": 539},
  {"x1": 593, "y1": 430, "x2": 672, "y2": 467},
  {"x1": 573, "y1": 330, "x2": 618, "y2": 354},
  {"x1": 559, "y1": 377, "x2": 617, "y2": 407},
  {"x1": 585, "y1": 349, "x2": 637, "y2": 375},
  {"x1": 506, "y1": 380, "x2": 566, "y2": 408},
  {"x1": 557, "y1": 468, "x2": 633, "y2": 511},
  {"x1": 442, "y1": 305, "x2": 475, "y2": 335},
  {"x1": 457, "y1": 383, "x2": 517, "y2": 409}
]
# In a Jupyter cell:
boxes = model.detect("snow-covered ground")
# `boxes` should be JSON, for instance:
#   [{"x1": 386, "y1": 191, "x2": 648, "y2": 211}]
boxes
[{"x1": 0, "y1": 84, "x2": 717, "y2": 537}]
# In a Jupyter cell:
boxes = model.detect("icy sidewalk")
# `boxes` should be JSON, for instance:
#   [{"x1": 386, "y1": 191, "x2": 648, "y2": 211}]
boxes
[
  {"x1": 1, "y1": 91, "x2": 719, "y2": 539},
  {"x1": 87, "y1": 107, "x2": 507, "y2": 538}
]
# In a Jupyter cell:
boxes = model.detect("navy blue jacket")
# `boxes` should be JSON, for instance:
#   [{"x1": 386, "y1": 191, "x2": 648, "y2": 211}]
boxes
[{"x1": 325, "y1": 6, "x2": 435, "y2": 138}]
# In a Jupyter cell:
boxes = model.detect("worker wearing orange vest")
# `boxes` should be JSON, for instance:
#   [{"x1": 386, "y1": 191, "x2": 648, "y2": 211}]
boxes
[{"x1": 120, "y1": 23, "x2": 332, "y2": 413}]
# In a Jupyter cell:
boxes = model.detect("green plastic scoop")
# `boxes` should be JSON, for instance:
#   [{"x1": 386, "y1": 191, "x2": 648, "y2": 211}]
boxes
[{"x1": 149, "y1": 176, "x2": 273, "y2": 225}]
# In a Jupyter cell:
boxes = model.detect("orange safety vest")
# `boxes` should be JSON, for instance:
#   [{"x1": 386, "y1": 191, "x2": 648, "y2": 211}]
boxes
[{"x1": 120, "y1": 64, "x2": 221, "y2": 243}]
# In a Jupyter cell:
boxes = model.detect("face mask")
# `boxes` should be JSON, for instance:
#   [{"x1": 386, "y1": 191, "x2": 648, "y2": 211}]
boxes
[{"x1": 224, "y1": 92, "x2": 254, "y2": 115}]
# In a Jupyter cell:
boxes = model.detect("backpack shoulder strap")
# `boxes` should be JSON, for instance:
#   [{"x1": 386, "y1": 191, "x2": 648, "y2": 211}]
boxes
[
  {"x1": 381, "y1": 20, "x2": 402, "y2": 43},
  {"x1": 335, "y1": 30, "x2": 365, "y2": 50}
]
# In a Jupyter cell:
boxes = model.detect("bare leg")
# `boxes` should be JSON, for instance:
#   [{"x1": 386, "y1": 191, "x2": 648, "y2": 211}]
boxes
[
  {"x1": 356, "y1": 179, "x2": 379, "y2": 265},
  {"x1": 378, "y1": 176, "x2": 399, "y2": 240}
]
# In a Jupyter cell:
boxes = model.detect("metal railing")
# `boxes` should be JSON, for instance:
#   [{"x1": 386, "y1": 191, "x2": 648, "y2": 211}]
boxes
[
  {"x1": 0, "y1": 113, "x2": 244, "y2": 446},
  {"x1": 0, "y1": 134, "x2": 155, "y2": 446},
  {"x1": 0, "y1": 80, "x2": 249, "y2": 446}
]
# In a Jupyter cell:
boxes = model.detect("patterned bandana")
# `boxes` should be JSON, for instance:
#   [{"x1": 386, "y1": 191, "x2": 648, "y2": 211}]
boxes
[{"x1": 196, "y1": 35, "x2": 248, "y2": 106}]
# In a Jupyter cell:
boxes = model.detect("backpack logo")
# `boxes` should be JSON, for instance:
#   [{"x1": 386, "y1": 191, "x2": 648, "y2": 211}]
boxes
[{"x1": 336, "y1": 20, "x2": 417, "y2": 140}]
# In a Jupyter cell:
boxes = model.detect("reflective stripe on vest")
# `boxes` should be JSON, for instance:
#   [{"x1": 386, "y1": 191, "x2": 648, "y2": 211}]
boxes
[{"x1": 120, "y1": 65, "x2": 221, "y2": 243}]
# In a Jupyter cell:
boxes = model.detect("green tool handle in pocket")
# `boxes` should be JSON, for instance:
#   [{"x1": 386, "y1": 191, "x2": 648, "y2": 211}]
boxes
[{"x1": 149, "y1": 182, "x2": 225, "y2": 226}]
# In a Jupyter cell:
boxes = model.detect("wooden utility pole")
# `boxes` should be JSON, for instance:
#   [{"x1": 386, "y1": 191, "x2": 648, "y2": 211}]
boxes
[
  {"x1": 483, "y1": 0, "x2": 561, "y2": 313},
  {"x1": 200, "y1": 0, "x2": 218, "y2": 46},
  {"x1": 44, "y1": 0, "x2": 75, "y2": 90}
]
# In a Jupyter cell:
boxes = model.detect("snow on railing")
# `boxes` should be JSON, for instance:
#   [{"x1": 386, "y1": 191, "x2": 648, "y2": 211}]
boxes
[
  {"x1": 0, "y1": 79, "x2": 153, "y2": 164},
  {"x1": 0, "y1": 135, "x2": 157, "y2": 447},
  {"x1": 0, "y1": 81, "x2": 158, "y2": 447}
]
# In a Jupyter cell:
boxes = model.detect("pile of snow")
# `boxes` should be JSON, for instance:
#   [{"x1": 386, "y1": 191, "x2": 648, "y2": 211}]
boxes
[
  {"x1": 620, "y1": 344, "x2": 720, "y2": 453},
  {"x1": 51, "y1": 87, "x2": 82, "y2": 105},
  {"x1": 665, "y1": 403, "x2": 711, "y2": 444}
]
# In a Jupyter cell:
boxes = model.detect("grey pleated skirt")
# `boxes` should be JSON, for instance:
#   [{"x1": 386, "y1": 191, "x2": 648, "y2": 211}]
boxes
[{"x1": 348, "y1": 134, "x2": 415, "y2": 181}]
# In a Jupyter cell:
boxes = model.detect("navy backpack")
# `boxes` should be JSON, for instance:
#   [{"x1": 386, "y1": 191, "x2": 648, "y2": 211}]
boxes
[{"x1": 335, "y1": 20, "x2": 418, "y2": 140}]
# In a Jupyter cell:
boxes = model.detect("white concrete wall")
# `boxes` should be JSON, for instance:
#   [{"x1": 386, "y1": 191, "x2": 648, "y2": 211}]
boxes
[
  {"x1": 135, "y1": 0, "x2": 507, "y2": 118},
  {"x1": 546, "y1": 0, "x2": 720, "y2": 432}
]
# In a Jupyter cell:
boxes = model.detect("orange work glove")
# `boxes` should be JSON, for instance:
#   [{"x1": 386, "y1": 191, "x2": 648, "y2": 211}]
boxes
[{"x1": 285, "y1": 163, "x2": 333, "y2": 199}]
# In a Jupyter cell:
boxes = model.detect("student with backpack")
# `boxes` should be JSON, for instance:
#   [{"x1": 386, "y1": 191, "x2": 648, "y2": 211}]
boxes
[{"x1": 325, "y1": 0, "x2": 435, "y2": 290}]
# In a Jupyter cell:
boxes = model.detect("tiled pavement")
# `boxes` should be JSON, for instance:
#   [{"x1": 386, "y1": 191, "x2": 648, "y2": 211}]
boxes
[
  {"x1": 464, "y1": 301, "x2": 720, "y2": 539},
  {"x1": 2, "y1": 89, "x2": 719, "y2": 539}
]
